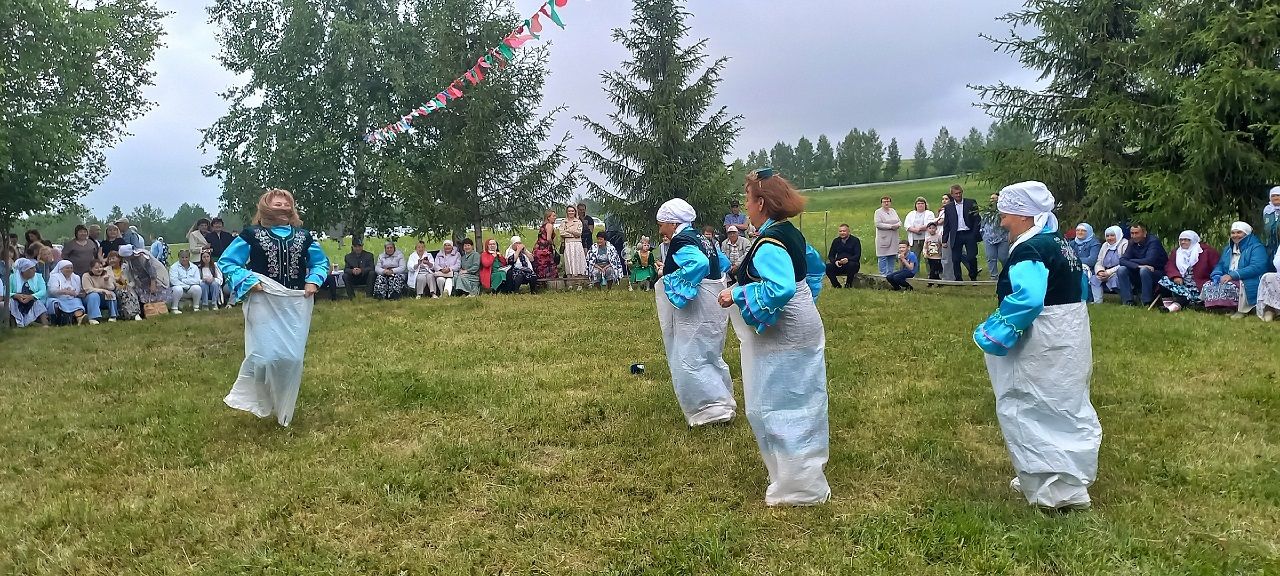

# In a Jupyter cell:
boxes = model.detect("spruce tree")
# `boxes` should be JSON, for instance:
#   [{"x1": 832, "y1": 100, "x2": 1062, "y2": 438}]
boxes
[
  {"x1": 835, "y1": 129, "x2": 861, "y2": 184},
  {"x1": 769, "y1": 142, "x2": 797, "y2": 181},
  {"x1": 813, "y1": 135, "x2": 836, "y2": 186},
  {"x1": 794, "y1": 136, "x2": 815, "y2": 189},
  {"x1": 930, "y1": 126, "x2": 961, "y2": 176},
  {"x1": 884, "y1": 138, "x2": 902, "y2": 180},
  {"x1": 860, "y1": 129, "x2": 886, "y2": 183},
  {"x1": 577, "y1": 0, "x2": 741, "y2": 234},
  {"x1": 959, "y1": 127, "x2": 987, "y2": 173},
  {"x1": 912, "y1": 139, "x2": 930, "y2": 179}
]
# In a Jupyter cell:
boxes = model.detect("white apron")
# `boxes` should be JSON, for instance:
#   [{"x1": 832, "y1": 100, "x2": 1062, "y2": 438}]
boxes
[
  {"x1": 985, "y1": 301, "x2": 1100, "y2": 508},
  {"x1": 656, "y1": 276, "x2": 736, "y2": 426},
  {"x1": 224, "y1": 274, "x2": 314, "y2": 426},
  {"x1": 730, "y1": 282, "x2": 831, "y2": 506}
]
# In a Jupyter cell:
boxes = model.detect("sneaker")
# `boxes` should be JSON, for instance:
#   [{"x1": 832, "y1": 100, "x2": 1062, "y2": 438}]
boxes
[
  {"x1": 107, "y1": 318, "x2": 117, "y2": 322},
  {"x1": 193, "y1": 307, "x2": 201, "y2": 312},
  {"x1": 133, "y1": 315, "x2": 142, "y2": 321},
  {"x1": 416, "y1": 295, "x2": 422, "y2": 300},
  {"x1": 171, "y1": 309, "x2": 182, "y2": 315},
  {"x1": 89, "y1": 319, "x2": 100, "y2": 325},
  {"x1": 1265, "y1": 310, "x2": 1275, "y2": 322}
]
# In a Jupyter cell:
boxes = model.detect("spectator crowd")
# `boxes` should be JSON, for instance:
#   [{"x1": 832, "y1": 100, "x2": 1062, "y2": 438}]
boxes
[{"x1": 8, "y1": 188, "x2": 1280, "y2": 326}]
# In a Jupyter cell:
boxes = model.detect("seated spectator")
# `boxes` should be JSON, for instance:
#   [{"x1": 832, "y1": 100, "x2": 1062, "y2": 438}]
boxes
[
  {"x1": 1156, "y1": 230, "x2": 1219, "y2": 312},
  {"x1": 168, "y1": 249, "x2": 204, "y2": 313},
  {"x1": 205, "y1": 217, "x2": 236, "y2": 260},
  {"x1": 8, "y1": 258, "x2": 48, "y2": 327},
  {"x1": 187, "y1": 219, "x2": 212, "y2": 257},
  {"x1": 47, "y1": 260, "x2": 89, "y2": 324},
  {"x1": 587, "y1": 231, "x2": 622, "y2": 289},
  {"x1": 121, "y1": 244, "x2": 171, "y2": 314},
  {"x1": 0, "y1": 246, "x2": 10, "y2": 310},
  {"x1": 106, "y1": 251, "x2": 143, "y2": 320},
  {"x1": 629, "y1": 236, "x2": 658, "y2": 291},
  {"x1": 1256, "y1": 248, "x2": 1280, "y2": 321},
  {"x1": 701, "y1": 225, "x2": 717, "y2": 244},
  {"x1": 453, "y1": 238, "x2": 481, "y2": 296},
  {"x1": 373, "y1": 241, "x2": 407, "y2": 300},
  {"x1": 81, "y1": 258, "x2": 119, "y2": 323},
  {"x1": 1115, "y1": 224, "x2": 1167, "y2": 306},
  {"x1": 341, "y1": 239, "x2": 375, "y2": 298},
  {"x1": 885, "y1": 241, "x2": 918, "y2": 291},
  {"x1": 1091, "y1": 226, "x2": 1128, "y2": 304},
  {"x1": 499, "y1": 236, "x2": 539, "y2": 294},
  {"x1": 1202, "y1": 222, "x2": 1269, "y2": 319},
  {"x1": 407, "y1": 240, "x2": 438, "y2": 299},
  {"x1": 721, "y1": 225, "x2": 750, "y2": 282},
  {"x1": 479, "y1": 238, "x2": 507, "y2": 293},
  {"x1": 101, "y1": 224, "x2": 128, "y2": 258},
  {"x1": 34, "y1": 244, "x2": 57, "y2": 281},
  {"x1": 150, "y1": 236, "x2": 170, "y2": 265},
  {"x1": 197, "y1": 250, "x2": 225, "y2": 309},
  {"x1": 1071, "y1": 224, "x2": 1101, "y2": 274},
  {"x1": 434, "y1": 240, "x2": 461, "y2": 296},
  {"x1": 923, "y1": 223, "x2": 944, "y2": 283},
  {"x1": 825, "y1": 223, "x2": 861, "y2": 288}
]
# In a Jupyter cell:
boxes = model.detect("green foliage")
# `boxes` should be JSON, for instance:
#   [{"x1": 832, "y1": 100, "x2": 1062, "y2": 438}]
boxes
[
  {"x1": 959, "y1": 127, "x2": 987, "y2": 174},
  {"x1": 884, "y1": 138, "x2": 902, "y2": 180},
  {"x1": 974, "y1": 0, "x2": 1280, "y2": 235},
  {"x1": 126, "y1": 204, "x2": 167, "y2": 242},
  {"x1": 930, "y1": 126, "x2": 961, "y2": 176},
  {"x1": 0, "y1": 0, "x2": 165, "y2": 236},
  {"x1": 813, "y1": 135, "x2": 836, "y2": 186},
  {"x1": 792, "y1": 136, "x2": 815, "y2": 189},
  {"x1": 835, "y1": 129, "x2": 885, "y2": 185},
  {"x1": 912, "y1": 139, "x2": 930, "y2": 179},
  {"x1": 577, "y1": 0, "x2": 741, "y2": 236}
]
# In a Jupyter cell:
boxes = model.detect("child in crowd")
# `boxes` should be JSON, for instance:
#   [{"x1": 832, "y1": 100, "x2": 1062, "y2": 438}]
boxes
[{"x1": 924, "y1": 222, "x2": 944, "y2": 282}]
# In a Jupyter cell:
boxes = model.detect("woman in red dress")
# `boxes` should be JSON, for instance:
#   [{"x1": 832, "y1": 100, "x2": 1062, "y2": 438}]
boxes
[{"x1": 479, "y1": 238, "x2": 507, "y2": 291}]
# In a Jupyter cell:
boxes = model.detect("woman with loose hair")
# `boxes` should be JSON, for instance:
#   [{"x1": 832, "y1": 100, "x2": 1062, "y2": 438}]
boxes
[
  {"x1": 562, "y1": 205, "x2": 587, "y2": 277},
  {"x1": 534, "y1": 210, "x2": 559, "y2": 279},
  {"x1": 717, "y1": 167, "x2": 830, "y2": 506},
  {"x1": 188, "y1": 218, "x2": 212, "y2": 257},
  {"x1": 217, "y1": 188, "x2": 329, "y2": 427}
]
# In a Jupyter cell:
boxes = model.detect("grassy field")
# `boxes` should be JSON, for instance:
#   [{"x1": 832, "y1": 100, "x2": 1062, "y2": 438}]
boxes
[{"x1": 2, "y1": 274, "x2": 1279, "y2": 573}]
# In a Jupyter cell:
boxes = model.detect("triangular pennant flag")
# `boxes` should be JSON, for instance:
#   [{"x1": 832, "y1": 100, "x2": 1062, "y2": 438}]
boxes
[
  {"x1": 497, "y1": 44, "x2": 516, "y2": 61},
  {"x1": 530, "y1": 14, "x2": 543, "y2": 34},
  {"x1": 541, "y1": 2, "x2": 565, "y2": 29},
  {"x1": 477, "y1": 55, "x2": 492, "y2": 69},
  {"x1": 418, "y1": 106, "x2": 429, "y2": 115},
  {"x1": 447, "y1": 84, "x2": 464, "y2": 99}
]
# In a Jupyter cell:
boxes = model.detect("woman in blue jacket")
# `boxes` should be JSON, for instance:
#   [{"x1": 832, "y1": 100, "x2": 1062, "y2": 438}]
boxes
[{"x1": 1202, "y1": 221, "x2": 1269, "y2": 318}]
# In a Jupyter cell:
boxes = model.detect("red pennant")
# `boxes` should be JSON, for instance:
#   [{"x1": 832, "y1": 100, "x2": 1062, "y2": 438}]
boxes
[
  {"x1": 554, "y1": 0, "x2": 567, "y2": 7},
  {"x1": 531, "y1": 14, "x2": 543, "y2": 34}
]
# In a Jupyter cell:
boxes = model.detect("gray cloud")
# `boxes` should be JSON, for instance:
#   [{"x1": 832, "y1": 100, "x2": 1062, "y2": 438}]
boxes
[{"x1": 87, "y1": 0, "x2": 1035, "y2": 216}]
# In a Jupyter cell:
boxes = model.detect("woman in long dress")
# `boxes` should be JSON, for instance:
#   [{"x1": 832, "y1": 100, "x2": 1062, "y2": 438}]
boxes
[
  {"x1": 656, "y1": 198, "x2": 735, "y2": 428},
  {"x1": 973, "y1": 181, "x2": 1100, "y2": 511},
  {"x1": 47, "y1": 260, "x2": 89, "y2": 324},
  {"x1": 534, "y1": 211, "x2": 559, "y2": 279},
  {"x1": 562, "y1": 205, "x2": 587, "y2": 277},
  {"x1": 217, "y1": 188, "x2": 329, "y2": 427},
  {"x1": 717, "y1": 168, "x2": 831, "y2": 506},
  {"x1": 106, "y1": 251, "x2": 143, "y2": 320}
]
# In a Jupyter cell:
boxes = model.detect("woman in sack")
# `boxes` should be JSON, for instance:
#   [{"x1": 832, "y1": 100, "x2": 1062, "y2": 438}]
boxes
[
  {"x1": 217, "y1": 188, "x2": 329, "y2": 427},
  {"x1": 973, "y1": 181, "x2": 1099, "y2": 511},
  {"x1": 655, "y1": 197, "x2": 736, "y2": 429},
  {"x1": 717, "y1": 167, "x2": 831, "y2": 507}
]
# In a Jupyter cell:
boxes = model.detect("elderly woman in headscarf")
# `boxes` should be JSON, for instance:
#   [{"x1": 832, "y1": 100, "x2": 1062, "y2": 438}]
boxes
[
  {"x1": 8, "y1": 258, "x2": 49, "y2": 327},
  {"x1": 47, "y1": 260, "x2": 89, "y2": 324},
  {"x1": 587, "y1": 231, "x2": 623, "y2": 289},
  {"x1": 453, "y1": 238, "x2": 482, "y2": 296},
  {"x1": 1264, "y1": 186, "x2": 1280, "y2": 270},
  {"x1": 1203, "y1": 221, "x2": 1269, "y2": 319},
  {"x1": 120, "y1": 244, "x2": 171, "y2": 310},
  {"x1": 1256, "y1": 248, "x2": 1280, "y2": 322},
  {"x1": 1156, "y1": 231, "x2": 1219, "y2": 312},
  {"x1": 434, "y1": 240, "x2": 461, "y2": 297},
  {"x1": 1070, "y1": 224, "x2": 1101, "y2": 272},
  {"x1": 630, "y1": 236, "x2": 658, "y2": 291},
  {"x1": 717, "y1": 168, "x2": 831, "y2": 507},
  {"x1": 372, "y1": 241, "x2": 407, "y2": 300},
  {"x1": 217, "y1": 188, "x2": 329, "y2": 427},
  {"x1": 973, "y1": 181, "x2": 1100, "y2": 511},
  {"x1": 655, "y1": 197, "x2": 735, "y2": 429},
  {"x1": 106, "y1": 250, "x2": 143, "y2": 320},
  {"x1": 500, "y1": 236, "x2": 539, "y2": 294},
  {"x1": 1090, "y1": 226, "x2": 1128, "y2": 304}
]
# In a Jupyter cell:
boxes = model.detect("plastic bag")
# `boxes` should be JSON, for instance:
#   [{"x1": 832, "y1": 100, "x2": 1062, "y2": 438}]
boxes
[
  {"x1": 223, "y1": 274, "x2": 314, "y2": 426},
  {"x1": 656, "y1": 277, "x2": 736, "y2": 426},
  {"x1": 985, "y1": 301, "x2": 1100, "y2": 508}
]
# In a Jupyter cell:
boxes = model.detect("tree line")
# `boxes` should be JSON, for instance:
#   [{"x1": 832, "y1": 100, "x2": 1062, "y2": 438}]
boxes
[
  {"x1": 14, "y1": 202, "x2": 245, "y2": 247},
  {"x1": 735, "y1": 122, "x2": 1035, "y2": 190}
]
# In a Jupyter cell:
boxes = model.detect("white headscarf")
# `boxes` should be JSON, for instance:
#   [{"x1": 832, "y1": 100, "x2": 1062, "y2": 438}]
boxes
[
  {"x1": 119, "y1": 244, "x2": 135, "y2": 258},
  {"x1": 657, "y1": 198, "x2": 697, "y2": 225},
  {"x1": 1231, "y1": 221, "x2": 1254, "y2": 235},
  {"x1": 14, "y1": 258, "x2": 36, "y2": 274},
  {"x1": 1266, "y1": 186, "x2": 1280, "y2": 216},
  {"x1": 1175, "y1": 230, "x2": 1203, "y2": 277},
  {"x1": 998, "y1": 181, "x2": 1058, "y2": 247},
  {"x1": 53, "y1": 259, "x2": 74, "y2": 276},
  {"x1": 1102, "y1": 226, "x2": 1124, "y2": 248}
]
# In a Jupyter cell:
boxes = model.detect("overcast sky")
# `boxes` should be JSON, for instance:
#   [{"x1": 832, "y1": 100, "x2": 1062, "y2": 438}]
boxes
[{"x1": 86, "y1": 0, "x2": 1039, "y2": 217}]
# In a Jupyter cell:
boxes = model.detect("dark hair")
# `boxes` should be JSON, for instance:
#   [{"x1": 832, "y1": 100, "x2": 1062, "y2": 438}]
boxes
[
  {"x1": 461, "y1": 238, "x2": 474, "y2": 246},
  {"x1": 211, "y1": 217, "x2": 224, "y2": 226},
  {"x1": 74, "y1": 224, "x2": 88, "y2": 234},
  {"x1": 839, "y1": 223, "x2": 849, "y2": 228},
  {"x1": 950, "y1": 184, "x2": 964, "y2": 193},
  {"x1": 881, "y1": 196, "x2": 892, "y2": 202},
  {"x1": 596, "y1": 231, "x2": 606, "y2": 239},
  {"x1": 196, "y1": 218, "x2": 211, "y2": 228},
  {"x1": 25, "y1": 229, "x2": 41, "y2": 242},
  {"x1": 1130, "y1": 224, "x2": 1147, "y2": 232},
  {"x1": 926, "y1": 221, "x2": 938, "y2": 228}
]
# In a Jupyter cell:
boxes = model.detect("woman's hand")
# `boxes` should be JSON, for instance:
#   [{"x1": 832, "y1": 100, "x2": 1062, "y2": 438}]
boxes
[
  {"x1": 717, "y1": 288, "x2": 735, "y2": 308},
  {"x1": 304, "y1": 283, "x2": 318, "y2": 297},
  {"x1": 251, "y1": 283, "x2": 264, "y2": 292},
  {"x1": 1174, "y1": 277, "x2": 1183, "y2": 285},
  {"x1": 1221, "y1": 274, "x2": 1233, "y2": 284}
]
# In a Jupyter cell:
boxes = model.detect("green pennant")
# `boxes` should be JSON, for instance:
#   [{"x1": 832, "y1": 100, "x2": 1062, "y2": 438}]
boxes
[
  {"x1": 497, "y1": 44, "x2": 515, "y2": 61},
  {"x1": 544, "y1": 2, "x2": 565, "y2": 29},
  {"x1": 524, "y1": 19, "x2": 539, "y2": 39}
]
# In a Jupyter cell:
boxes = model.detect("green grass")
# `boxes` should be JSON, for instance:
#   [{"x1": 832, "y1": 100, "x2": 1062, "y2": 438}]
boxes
[{"x1": 2, "y1": 278, "x2": 1279, "y2": 573}]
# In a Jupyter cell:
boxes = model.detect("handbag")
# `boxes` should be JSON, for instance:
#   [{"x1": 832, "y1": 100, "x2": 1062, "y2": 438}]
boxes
[{"x1": 143, "y1": 301, "x2": 168, "y2": 317}]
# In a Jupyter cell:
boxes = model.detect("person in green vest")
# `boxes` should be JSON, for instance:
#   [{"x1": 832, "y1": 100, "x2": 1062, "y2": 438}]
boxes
[{"x1": 973, "y1": 180, "x2": 1101, "y2": 511}]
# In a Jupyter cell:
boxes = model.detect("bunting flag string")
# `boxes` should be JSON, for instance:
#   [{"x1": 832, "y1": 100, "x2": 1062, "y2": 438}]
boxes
[{"x1": 364, "y1": 0, "x2": 571, "y2": 144}]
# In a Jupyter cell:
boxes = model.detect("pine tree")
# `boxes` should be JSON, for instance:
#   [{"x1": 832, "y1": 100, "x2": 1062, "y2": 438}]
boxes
[
  {"x1": 930, "y1": 126, "x2": 960, "y2": 176},
  {"x1": 793, "y1": 136, "x2": 815, "y2": 189},
  {"x1": 813, "y1": 135, "x2": 836, "y2": 186},
  {"x1": 959, "y1": 127, "x2": 987, "y2": 173},
  {"x1": 912, "y1": 139, "x2": 930, "y2": 179},
  {"x1": 770, "y1": 142, "x2": 797, "y2": 181},
  {"x1": 578, "y1": 0, "x2": 741, "y2": 235},
  {"x1": 884, "y1": 138, "x2": 902, "y2": 180},
  {"x1": 860, "y1": 129, "x2": 886, "y2": 183}
]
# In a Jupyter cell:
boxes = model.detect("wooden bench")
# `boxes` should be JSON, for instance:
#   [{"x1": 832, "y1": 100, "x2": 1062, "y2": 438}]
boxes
[
  {"x1": 857, "y1": 273, "x2": 995, "y2": 289},
  {"x1": 541, "y1": 277, "x2": 594, "y2": 291}
]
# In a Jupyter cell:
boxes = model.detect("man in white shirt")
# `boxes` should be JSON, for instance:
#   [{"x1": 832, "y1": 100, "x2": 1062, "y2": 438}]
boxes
[{"x1": 168, "y1": 249, "x2": 204, "y2": 313}]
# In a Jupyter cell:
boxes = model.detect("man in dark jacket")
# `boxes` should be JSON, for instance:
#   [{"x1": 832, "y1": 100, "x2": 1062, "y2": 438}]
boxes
[
  {"x1": 826, "y1": 224, "x2": 862, "y2": 288},
  {"x1": 204, "y1": 217, "x2": 237, "y2": 261},
  {"x1": 340, "y1": 239, "x2": 376, "y2": 298},
  {"x1": 1115, "y1": 224, "x2": 1168, "y2": 306},
  {"x1": 943, "y1": 184, "x2": 982, "y2": 281},
  {"x1": 578, "y1": 202, "x2": 595, "y2": 252}
]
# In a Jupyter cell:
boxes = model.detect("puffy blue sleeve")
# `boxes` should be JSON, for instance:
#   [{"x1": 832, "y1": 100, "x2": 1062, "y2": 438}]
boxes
[
  {"x1": 662, "y1": 244, "x2": 709, "y2": 309},
  {"x1": 716, "y1": 247, "x2": 730, "y2": 276},
  {"x1": 218, "y1": 237, "x2": 257, "y2": 302},
  {"x1": 804, "y1": 244, "x2": 824, "y2": 301},
  {"x1": 973, "y1": 260, "x2": 1048, "y2": 356},
  {"x1": 306, "y1": 241, "x2": 329, "y2": 287},
  {"x1": 731, "y1": 243, "x2": 797, "y2": 334}
]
